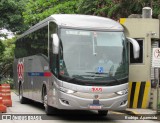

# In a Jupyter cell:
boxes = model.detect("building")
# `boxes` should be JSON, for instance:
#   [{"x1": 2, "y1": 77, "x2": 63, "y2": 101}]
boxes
[{"x1": 120, "y1": 7, "x2": 160, "y2": 109}]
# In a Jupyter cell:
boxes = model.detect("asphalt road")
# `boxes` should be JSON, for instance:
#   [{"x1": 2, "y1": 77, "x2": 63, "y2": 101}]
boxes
[{"x1": 0, "y1": 92, "x2": 159, "y2": 123}]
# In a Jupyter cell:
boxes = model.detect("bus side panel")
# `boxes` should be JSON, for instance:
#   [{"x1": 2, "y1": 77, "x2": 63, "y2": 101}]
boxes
[
  {"x1": 13, "y1": 57, "x2": 30, "y2": 98},
  {"x1": 13, "y1": 55, "x2": 50, "y2": 103},
  {"x1": 27, "y1": 55, "x2": 50, "y2": 103},
  {"x1": 24, "y1": 56, "x2": 32, "y2": 100}
]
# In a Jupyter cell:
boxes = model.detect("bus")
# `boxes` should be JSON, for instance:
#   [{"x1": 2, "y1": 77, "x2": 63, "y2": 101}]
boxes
[{"x1": 13, "y1": 14, "x2": 139, "y2": 116}]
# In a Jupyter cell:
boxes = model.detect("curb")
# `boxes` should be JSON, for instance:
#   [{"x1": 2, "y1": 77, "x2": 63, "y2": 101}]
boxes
[
  {"x1": 111, "y1": 109, "x2": 138, "y2": 115},
  {"x1": 120, "y1": 109, "x2": 139, "y2": 115}
]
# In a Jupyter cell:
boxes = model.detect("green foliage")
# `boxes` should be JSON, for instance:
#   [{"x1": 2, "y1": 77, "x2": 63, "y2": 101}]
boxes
[
  {"x1": 152, "y1": 0, "x2": 160, "y2": 18},
  {"x1": 78, "y1": 0, "x2": 160, "y2": 20},
  {"x1": 0, "y1": 40, "x2": 5, "y2": 57},
  {"x1": 0, "y1": 38, "x2": 16, "y2": 78},
  {"x1": 1, "y1": 0, "x2": 160, "y2": 32},
  {"x1": 0, "y1": 0, "x2": 28, "y2": 33},
  {"x1": 78, "y1": 0, "x2": 112, "y2": 18},
  {"x1": 158, "y1": 102, "x2": 160, "y2": 108},
  {"x1": 0, "y1": 40, "x2": 5, "y2": 72},
  {"x1": 0, "y1": 34, "x2": 7, "y2": 39},
  {"x1": 0, "y1": 78, "x2": 14, "y2": 89},
  {"x1": 23, "y1": 0, "x2": 78, "y2": 26}
]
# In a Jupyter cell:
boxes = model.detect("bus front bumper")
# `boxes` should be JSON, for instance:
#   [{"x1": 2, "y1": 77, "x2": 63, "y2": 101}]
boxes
[{"x1": 53, "y1": 90, "x2": 128, "y2": 111}]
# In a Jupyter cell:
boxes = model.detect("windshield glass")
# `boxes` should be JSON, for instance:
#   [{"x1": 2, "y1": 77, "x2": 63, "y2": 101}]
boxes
[{"x1": 58, "y1": 28, "x2": 128, "y2": 83}]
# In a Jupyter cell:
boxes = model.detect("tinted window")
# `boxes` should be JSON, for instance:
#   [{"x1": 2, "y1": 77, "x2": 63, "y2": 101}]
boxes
[{"x1": 15, "y1": 26, "x2": 48, "y2": 58}]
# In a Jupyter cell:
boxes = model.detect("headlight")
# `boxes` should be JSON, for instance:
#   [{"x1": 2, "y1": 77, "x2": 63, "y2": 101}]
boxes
[
  {"x1": 116, "y1": 89, "x2": 128, "y2": 95},
  {"x1": 59, "y1": 87, "x2": 76, "y2": 94}
]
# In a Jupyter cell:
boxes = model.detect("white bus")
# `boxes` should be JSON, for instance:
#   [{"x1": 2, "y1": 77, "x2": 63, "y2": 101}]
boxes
[{"x1": 13, "y1": 14, "x2": 139, "y2": 116}]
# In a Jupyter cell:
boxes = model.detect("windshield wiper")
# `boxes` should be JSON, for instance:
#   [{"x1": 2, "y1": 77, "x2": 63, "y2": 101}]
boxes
[
  {"x1": 86, "y1": 72, "x2": 108, "y2": 74},
  {"x1": 74, "y1": 74, "x2": 102, "y2": 78},
  {"x1": 86, "y1": 72, "x2": 109, "y2": 76},
  {"x1": 109, "y1": 76, "x2": 119, "y2": 83},
  {"x1": 59, "y1": 74, "x2": 81, "y2": 82},
  {"x1": 83, "y1": 75, "x2": 104, "y2": 77},
  {"x1": 86, "y1": 72, "x2": 119, "y2": 82},
  {"x1": 67, "y1": 75, "x2": 87, "y2": 81}
]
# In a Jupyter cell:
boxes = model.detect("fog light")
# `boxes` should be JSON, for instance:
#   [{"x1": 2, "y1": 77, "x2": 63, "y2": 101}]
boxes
[
  {"x1": 61, "y1": 99, "x2": 69, "y2": 105},
  {"x1": 116, "y1": 89, "x2": 128, "y2": 95},
  {"x1": 120, "y1": 100, "x2": 127, "y2": 105}
]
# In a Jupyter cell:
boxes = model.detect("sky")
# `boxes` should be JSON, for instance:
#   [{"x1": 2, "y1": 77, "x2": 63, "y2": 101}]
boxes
[{"x1": 0, "y1": 28, "x2": 14, "y2": 40}]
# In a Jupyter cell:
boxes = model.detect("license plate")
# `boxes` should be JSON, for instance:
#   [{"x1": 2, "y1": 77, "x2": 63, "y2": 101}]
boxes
[{"x1": 89, "y1": 105, "x2": 102, "y2": 109}]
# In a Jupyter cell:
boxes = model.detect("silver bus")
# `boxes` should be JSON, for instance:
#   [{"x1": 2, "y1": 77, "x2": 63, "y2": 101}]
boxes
[{"x1": 13, "y1": 14, "x2": 139, "y2": 116}]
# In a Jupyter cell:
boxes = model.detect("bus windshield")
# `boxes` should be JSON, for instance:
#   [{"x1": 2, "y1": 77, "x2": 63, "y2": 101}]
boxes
[{"x1": 58, "y1": 28, "x2": 128, "y2": 84}]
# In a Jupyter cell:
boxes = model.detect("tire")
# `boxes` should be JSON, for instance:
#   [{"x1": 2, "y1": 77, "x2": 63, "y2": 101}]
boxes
[
  {"x1": 98, "y1": 110, "x2": 108, "y2": 116},
  {"x1": 19, "y1": 84, "x2": 27, "y2": 104},
  {"x1": 42, "y1": 86, "x2": 57, "y2": 115}
]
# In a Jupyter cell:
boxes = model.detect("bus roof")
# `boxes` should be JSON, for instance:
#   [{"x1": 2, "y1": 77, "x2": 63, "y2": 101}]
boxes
[
  {"x1": 51, "y1": 14, "x2": 123, "y2": 30},
  {"x1": 21, "y1": 14, "x2": 123, "y2": 37}
]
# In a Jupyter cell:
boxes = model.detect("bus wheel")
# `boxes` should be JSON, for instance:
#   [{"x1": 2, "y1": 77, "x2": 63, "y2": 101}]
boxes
[
  {"x1": 98, "y1": 110, "x2": 108, "y2": 116},
  {"x1": 19, "y1": 84, "x2": 27, "y2": 104},
  {"x1": 43, "y1": 87, "x2": 52, "y2": 115}
]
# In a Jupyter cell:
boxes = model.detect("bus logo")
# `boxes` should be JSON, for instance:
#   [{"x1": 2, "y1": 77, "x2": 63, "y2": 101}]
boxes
[
  {"x1": 92, "y1": 87, "x2": 102, "y2": 92},
  {"x1": 17, "y1": 60, "x2": 24, "y2": 81},
  {"x1": 94, "y1": 95, "x2": 99, "y2": 99}
]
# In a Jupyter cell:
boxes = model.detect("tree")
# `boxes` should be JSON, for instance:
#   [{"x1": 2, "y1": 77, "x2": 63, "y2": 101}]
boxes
[
  {"x1": 0, "y1": 38, "x2": 15, "y2": 78},
  {"x1": 0, "y1": 40, "x2": 5, "y2": 59},
  {"x1": 0, "y1": 0, "x2": 28, "y2": 33},
  {"x1": 78, "y1": 0, "x2": 111, "y2": 17},
  {"x1": 0, "y1": 0, "x2": 159, "y2": 33},
  {"x1": 78, "y1": 0, "x2": 160, "y2": 20},
  {"x1": 23, "y1": 0, "x2": 78, "y2": 26},
  {"x1": 152, "y1": 0, "x2": 160, "y2": 18}
]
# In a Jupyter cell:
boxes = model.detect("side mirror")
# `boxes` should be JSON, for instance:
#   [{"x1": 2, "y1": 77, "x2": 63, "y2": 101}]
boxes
[
  {"x1": 127, "y1": 37, "x2": 140, "y2": 59},
  {"x1": 51, "y1": 34, "x2": 59, "y2": 54}
]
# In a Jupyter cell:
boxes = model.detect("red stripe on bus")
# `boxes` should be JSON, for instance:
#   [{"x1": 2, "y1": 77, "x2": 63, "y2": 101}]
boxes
[{"x1": 44, "y1": 72, "x2": 52, "y2": 77}]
